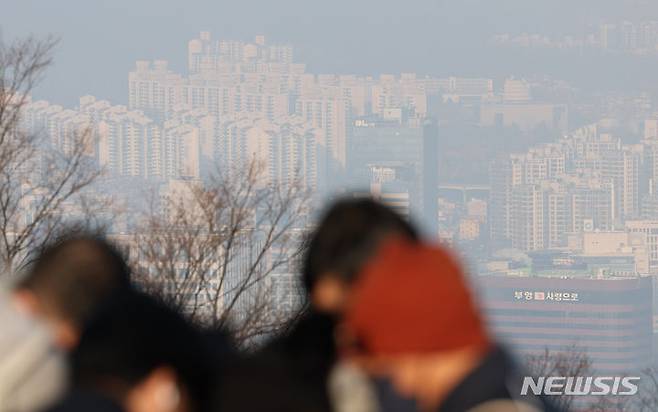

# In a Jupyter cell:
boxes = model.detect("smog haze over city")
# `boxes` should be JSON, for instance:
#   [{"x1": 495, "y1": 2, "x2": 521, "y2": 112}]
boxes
[
  {"x1": 4, "y1": 1, "x2": 658, "y2": 409},
  {"x1": 6, "y1": 0, "x2": 658, "y2": 105}
]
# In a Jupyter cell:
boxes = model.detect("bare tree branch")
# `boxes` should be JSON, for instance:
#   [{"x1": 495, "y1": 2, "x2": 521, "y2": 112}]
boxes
[
  {"x1": 130, "y1": 159, "x2": 311, "y2": 346},
  {"x1": 524, "y1": 345, "x2": 592, "y2": 411},
  {"x1": 0, "y1": 35, "x2": 104, "y2": 275}
]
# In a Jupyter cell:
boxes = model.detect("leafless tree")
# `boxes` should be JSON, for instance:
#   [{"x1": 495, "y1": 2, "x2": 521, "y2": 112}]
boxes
[
  {"x1": 626, "y1": 366, "x2": 658, "y2": 412},
  {"x1": 578, "y1": 361, "x2": 658, "y2": 412},
  {"x1": 0, "y1": 35, "x2": 103, "y2": 275},
  {"x1": 130, "y1": 160, "x2": 311, "y2": 346},
  {"x1": 524, "y1": 345, "x2": 592, "y2": 411}
]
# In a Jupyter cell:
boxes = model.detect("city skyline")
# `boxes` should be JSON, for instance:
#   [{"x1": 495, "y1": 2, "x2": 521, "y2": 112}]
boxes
[
  {"x1": 5, "y1": 4, "x2": 658, "y2": 403},
  {"x1": 7, "y1": 0, "x2": 658, "y2": 105}
]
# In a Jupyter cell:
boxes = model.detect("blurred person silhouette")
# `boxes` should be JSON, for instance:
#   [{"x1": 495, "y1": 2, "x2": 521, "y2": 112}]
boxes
[
  {"x1": 260, "y1": 198, "x2": 419, "y2": 412},
  {"x1": 342, "y1": 237, "x2": 559, "y2": 412},
  {"x1": 301, "y1": 198, "x2": 419, "y2": 315},
  {"x1": 212, "y1": 355, "x2": 324, "y2": 412},
  {"x1": 0, "y1": 292, "x2": 66, "y2": 412},
  {"x1": 12, "y1": 234, "x2": 132, "y2": 350},
  {"x1": 47, "y1": 290, "x2": 215, "y2": 412}
]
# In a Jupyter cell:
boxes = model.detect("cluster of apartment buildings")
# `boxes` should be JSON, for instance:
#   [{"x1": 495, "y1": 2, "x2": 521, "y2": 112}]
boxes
[
  {"x1": 22, "y1": 33, "x2": 510, "y2": 194},
  {"x1": 488, "y1": 122, "x2": 658, "y2": 273},
  {"x1": 22, "y1": 32, "x2": 573, "y2": 201},
  {"x1": 22, "y1": 94, "x2": 326, "y2": 190},
  {"x1": 18, "y1": 31, "x2": 658, "y2": 373},
  {"x1": 475, "y1": 119, "x2": 658, "y2": 373},
  {"x1": 491, "y1": 20, "x2": 658, "y2": 55}
]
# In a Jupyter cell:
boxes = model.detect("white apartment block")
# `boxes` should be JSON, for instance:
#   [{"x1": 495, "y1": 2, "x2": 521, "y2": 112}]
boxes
[
  {"x1": 218, "y1": 114, "x2": 321, "y2": 190},
  {"x1": 294, "y1": 89, "x2": 347, "y2": 179}
]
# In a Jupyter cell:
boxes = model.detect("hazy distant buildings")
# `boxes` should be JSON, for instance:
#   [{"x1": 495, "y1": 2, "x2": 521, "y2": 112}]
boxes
[
  {"x1": 488, "y1": 126, "x2": 648, "y2": 252},
  {"x1": 492, "y1": 20, "x2": 658, "y2": 55},
  {"x1": 345, "y1": 113, "x2": 436, "y2": 227},
  {"x1": 459, "y1": 217, "x2": 481, "y2": 241},
  {"x1": 371, "y1": 74, "x2": 428, "y2": 118},
  {"x1": 295, "y1": 89, "x2": 348, "y2": 185},
  {"x1": 187, "y1": 32, "x2": 295, "y2": 74},
  {"x1": 129, "y1": 60, "x2": 184, "y2": 120},
  {"x1": 347, "y1": 114, "x2": 423, "y2": 180},
  {"x1": 641, "y1": 194, "x2": 658, "y2": 219},
  {"x1": 490, "y1": 156, "x2": 522, "y2": 245},
  {"x1": 543, "y1": 183, "x2": 569, "y2": 249},
  {"x1": 123, "y1": 33, "x2": 508, "y2": 196},
  {"x1": 599, "y1": 21, "x2": 658, "y2": 53},
  {"x1": 217, "y1": 114, "x2": 321, "y2": 189},
  {"x1": 625, "y1": 220, "x2": 658, "y2": 272},
  {"x1": 510, "y1": 184, "x2": 545, "y2": 251},
  {"x1": 23, "y1": 99, "x2": 93, "y2": 155},
  {"x1": 84, "y1": 96, "x2": 203, "y2": 179},
  {"x1": 20, "y1": 26, "x2": 658, "y2": 359},
  {"x1": 254, "y1": 116, "x2": 321, "y2": 190},
  {"x1": 644, "y1": 117, "x2": 658, "y2": 141},
  {"x1": 354, "y1": 180, "x2": 412, "y2": 220},
  {"x1": 502, "y1": 78, "x2": 531, "y2": 103},
  {"x1": 466, "y1": 198, "x2": 488, "y2": 223},
  {"x1": 568, "y1": 132, "x2": 641, "y2": 221},
  {"x1": 570, "y1": 231, "x2": 650, "y2": 274},
  {"x1": 129, "y1": 58, "x2": 292, "y2": 122},
  {"x1": 480, "y1": 102, "x2": 568, "y2": 132},
  {"x1": 162, "y1": 121, "x2": 200, "y2": 179},
  {"x1": 568, "y1": 179, "x2": 615, "y2": 233},
  {"x1": 422, "y1": 118, "x2": 439, "y2": 237},
  {"x1": 96, "y1": 106, "x2": 160, "y2": 178},
  {"x1": 607, "y1": 147, "x2": 642, "y2": 220},
  {"x1": 473, "y1": 77, "x2": 569, "y2": 132},
  {"x1": 479, "y1": 275, "x2": 654, "y2": 374},
  {"x1": 489, "y1": 147, "x2": 564, "y2": 248},
  {"x1": 437, "y1": 77, "x2": 494, "y2": 105},
  {"x1": 643, "y1": 139, "x2": 658, "y2": 195}
]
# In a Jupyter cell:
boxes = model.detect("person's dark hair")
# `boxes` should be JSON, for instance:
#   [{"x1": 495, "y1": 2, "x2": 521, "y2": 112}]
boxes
[
  {"x1": 16, "y1": 234, "x2": 132, "y2": 328},
  {"x1": 71, "y1": 290, "x2": 215, "y2": 412},
  {"x1": 212, "y1": 355, "x2": 324, "y2": 412},
  {"x1": 302, "y1": 198, "x2": 418, "y2": 292}
]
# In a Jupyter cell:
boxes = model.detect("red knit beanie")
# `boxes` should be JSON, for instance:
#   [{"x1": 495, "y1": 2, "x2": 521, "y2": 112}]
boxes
[{"x1": 344, "y1": 237, "x2": 490, "y2": 355}]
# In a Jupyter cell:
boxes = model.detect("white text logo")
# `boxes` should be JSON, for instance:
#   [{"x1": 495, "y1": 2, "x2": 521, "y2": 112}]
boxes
[{"x1": 520, "y1": 376, "x2": 641, "y2": 396}]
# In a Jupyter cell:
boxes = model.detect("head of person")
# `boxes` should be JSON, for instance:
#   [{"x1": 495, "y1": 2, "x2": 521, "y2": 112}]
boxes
[
  {"x1": 303, "y1": 198, "x2": 418, "y2": 314},
  {"x1": 71, "y1": 291, "x2": 214, "y2": 412},
  {"x1": 342, "y1": 237, "x2": 491, "y2": 411},
  {"x1": 12, "y1": 234, "x2": 132, "y2": 350}
]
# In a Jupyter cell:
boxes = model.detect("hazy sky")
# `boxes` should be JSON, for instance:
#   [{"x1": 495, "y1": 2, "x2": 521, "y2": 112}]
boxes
[{"x1": 4, "y1": 0, "x2": 657, "y2": 106}]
